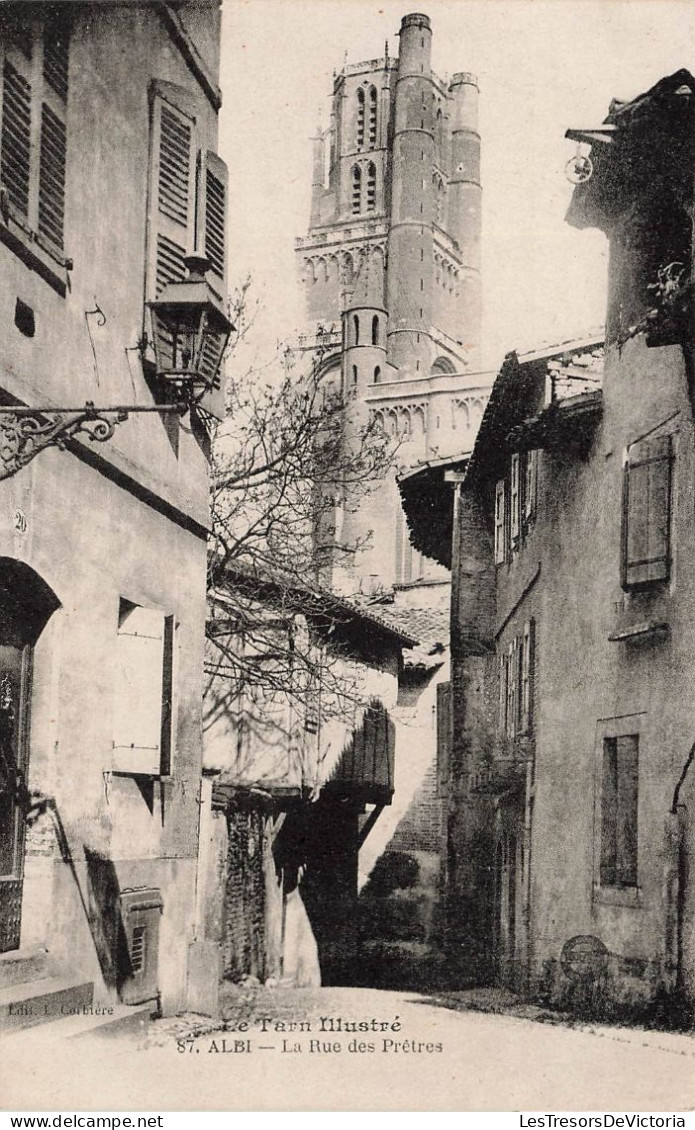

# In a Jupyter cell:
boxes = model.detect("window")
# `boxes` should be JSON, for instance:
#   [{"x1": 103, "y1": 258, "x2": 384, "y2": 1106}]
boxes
[
  {"x1": 351, "y1": 164, "x2": 361, "y2": 214},
  {"x1": 366, "y1": 162, "x2": 376, "y2": 211},
  {"x1": 352, "y1": 313, "x2": 360, "y2": 345},
  {"x1": 356, "y1": 88, "x2": 365, "y2": 150},
  {"x1": 113, "y1": 600, "x2": 174, "y2": 776},
  {"x1": 499, "y1": 620, "x2": 535, "y2": 739},
  {"x1": 600, "y1": 735, "x2": 638, "y2": 887},
  {"x1": 371, "y1": 315, "x2": 379, "y2": 345},
  {"x1": 621, "y1": 434, "x2": 672, "y2": 588},
  {"x1": 0, "y1": 4, "x2": 70, "y2": 277},
  {"x1": 495, "y1": 450, "x2": 539, "y2": 565},
  {"x1": 352, "y1": 364, "x2": 358, "y2": 385},
  {"x1": 373, "y1": 365, "x2": 381, "y2": 384},
  {"x1": 145, "y1": 80, "x2": 229, "y2": 418},
  {"x1": 368, "y1": 86, "x2": 377, "y2": 149}
]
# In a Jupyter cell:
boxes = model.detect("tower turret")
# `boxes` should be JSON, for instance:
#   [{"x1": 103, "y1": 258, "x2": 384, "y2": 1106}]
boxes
[
  {"x1": 386, "y1": 13, "x2": 436, "y2": 377},
  {"x1": 310, "y1": 127, "x2": 326, "y2": 227},
  {"x1": 448, "y1": 72, "x2": 482, "y2": 365}
]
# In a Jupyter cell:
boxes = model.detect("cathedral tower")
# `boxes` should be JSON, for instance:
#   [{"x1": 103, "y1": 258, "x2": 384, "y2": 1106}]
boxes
[{"x1": 296, "y1": 12, "x2": 488, "y2": 593}]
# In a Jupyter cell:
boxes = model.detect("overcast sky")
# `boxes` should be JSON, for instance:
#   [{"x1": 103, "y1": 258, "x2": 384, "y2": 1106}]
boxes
[{"x1": 218, "y1": 0, "x2": 695, "y2": 371}]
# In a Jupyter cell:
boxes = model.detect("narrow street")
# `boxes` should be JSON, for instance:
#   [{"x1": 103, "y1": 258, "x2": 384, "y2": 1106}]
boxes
[{"x1": 2, "y1": 987, "x2": 694, "y2": 1111}]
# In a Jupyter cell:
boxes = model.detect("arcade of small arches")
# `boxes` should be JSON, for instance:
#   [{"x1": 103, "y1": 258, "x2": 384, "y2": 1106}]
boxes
[
  {"x1": 302, "y1": 245, "x2": 386, "y2": 290},
  {"x1": 434, "y1": 249, "x2": 461, "y2": 295},
  {"x1": 370, "y1": 403, "x2": 427, "y2": 439}
]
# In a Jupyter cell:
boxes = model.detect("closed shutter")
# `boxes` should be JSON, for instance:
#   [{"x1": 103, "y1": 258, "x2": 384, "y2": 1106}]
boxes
[
  {"x1": 1, "y1": 59, "x2": 32, "y2": 217},
  {"x1": 146, "y1": 88, "x2": 198, "y2": 299},
  {"x1": 38, "y1": 102, "x2": 66, "y2": 249},
  {"x1": 113, "y1": 602, "x2": 172, "y2": 776},
  {"x1": 494, "y1": 479, "x2": 506, "y2": 564},
  {"x1": 622, "y1": 434, "x2": 672, "y2": 587},
  {"x1": 436, "y1": 681, "x2": 452, "y2": 795},
  {"x1": 498, "y1": 652, "x2": 508, "y2": 734}
]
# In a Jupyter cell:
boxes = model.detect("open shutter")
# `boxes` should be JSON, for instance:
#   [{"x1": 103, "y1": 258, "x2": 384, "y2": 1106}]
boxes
[
  {"x1": 510, "y1": 453, "x2": 521, "y2": 544},
  {"x1": 494, "y1": 480, "x2": 506, "y2": 564},
  {"x1": 197, "y1": 149, "x2": 228, "y2": 297},
  {"x1": 146, "y1": 86, "x2": 198, "y2": 299},
  {"x1": 1, "y1": 58, "x2": 32, "y2": 218},
  {"x1": 622, "y1": 434, "x2": 672, "y2": 587},
  {"x1": 113, "y1": 603, "x2": 169, "y2": 776},
  {"x1": 498, "y1": 652, "x2": 507, "y2": 734},
  {"x1": 38, "y1": 101, "x2": 66, "y2": 249},
  {"x1": 521, "y1": 618, "x2": 535, "y2": 733},
  {"x1": 436, "y1": 681, "x2": 452, "y2": 795},
  {"x1": 524, "y1": 450, "x2": 537, "y2": 522}
]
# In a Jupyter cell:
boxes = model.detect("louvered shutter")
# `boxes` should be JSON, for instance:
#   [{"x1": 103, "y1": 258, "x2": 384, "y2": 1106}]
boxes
[
  {"x1": 146, "y1": 90, "x2": 197, "y2": 299},
  {"x1": 1, "y1": 58, "x2": 32, "y2": 217},
  {"x1": 38, "y1": 102, "x2": 66, "y2": 249},
  {"x1": 436, "y1": 681, "x2": 452, "y2": 795},
  {"x1": 197, "y1": 149, "x2": 228, "y2": 296},
  {"x1": 622, "y1": 434, "x2": 672, "y2": 587},
  {"x1": 195, "y1": 153, "x2": 229, "y2": 420}
]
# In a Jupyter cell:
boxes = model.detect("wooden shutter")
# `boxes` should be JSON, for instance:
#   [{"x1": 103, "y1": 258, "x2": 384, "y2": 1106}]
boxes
[
  {"x1": 622, "y1": 434, "x2": 672, "y2": 587},
  {"x1": 113, "y1": 603, "x2": 172, "y2": 776},
  {"x1": 38, "y1": 102, "x2": 66, "y2": 249},
  {"x1": 510, "y1": 453, "x2": 521, "y2": 544},
  {"x1": 197, "y1": 149, "x2": 228, "y2": 296},
  {"x1": 601, "y1": 734, "x2": 638, "y2": 887},
  {"x1": 436, "y1": 681, "x2": 452, "y2": 795},
  {"x1": 524, "y1": 450, "x2": 537, "y2": 522},
  {"x1": 146, "y1": 86, "x2": 198, "y2": 299},
  {"x1": 494, "y1": 479, "x2": 506, "y2": 564},
  {"x1": 1, "y1": 58, "x2": 32, "y2": 217},
  {"x1": 498, "y1": 651, "x2": 508, "y2": 734},
  {"x1": 521, "y1": 618, "x2": 535, "y2": 733},
  {"x1": 506, "y1": 639, "x2": 517, "y2": 738},
  {"x1": 42, "y1": 9, "x2": 70, "y2": 102}
]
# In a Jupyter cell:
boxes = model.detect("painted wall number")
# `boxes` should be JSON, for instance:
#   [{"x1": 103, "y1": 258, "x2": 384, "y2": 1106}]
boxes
[{"x1": 13, "y1": 509, "x2": 27, "y2": 533}]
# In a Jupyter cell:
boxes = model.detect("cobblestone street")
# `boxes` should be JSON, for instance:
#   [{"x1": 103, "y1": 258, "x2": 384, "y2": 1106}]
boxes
[{"x1": 3, "y1": 986, "x2": 695, "y2": 1111}]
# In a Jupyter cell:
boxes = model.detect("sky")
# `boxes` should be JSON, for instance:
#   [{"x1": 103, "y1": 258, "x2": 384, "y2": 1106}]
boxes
[{"x1": 218, "y1": 0, "x2": 695, "y2": 371}]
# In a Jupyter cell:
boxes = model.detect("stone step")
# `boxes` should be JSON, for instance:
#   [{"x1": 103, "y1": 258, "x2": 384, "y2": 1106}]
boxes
[
  {"x1": 0, "y1": 946, "x2": 54, "y2": 989},
  {"x1": 0, "y1": 976, "x2": 94, "y2": 1031},
  {"x1": 1, "y1": 1002, "x2": 154, "y2": 1044}
]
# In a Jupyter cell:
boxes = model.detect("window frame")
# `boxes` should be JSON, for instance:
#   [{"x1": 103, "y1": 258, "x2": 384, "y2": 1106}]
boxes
[
  {"x1": 112, "y1": 599, "x2": 176, "y2": 778},
  {"x1": 0, "y1": 6, "x2": 71, "y2": 294}
]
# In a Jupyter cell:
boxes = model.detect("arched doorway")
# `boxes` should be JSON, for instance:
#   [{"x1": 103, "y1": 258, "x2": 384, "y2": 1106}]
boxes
[{"x1": 0, "y1": 559, "x2": 60, "y2": 953}]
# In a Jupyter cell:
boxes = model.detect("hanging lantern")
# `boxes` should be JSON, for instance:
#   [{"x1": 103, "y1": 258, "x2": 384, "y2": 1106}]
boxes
[{"x1": 147, "y1": 255, "x2": 232, "y2": 399}]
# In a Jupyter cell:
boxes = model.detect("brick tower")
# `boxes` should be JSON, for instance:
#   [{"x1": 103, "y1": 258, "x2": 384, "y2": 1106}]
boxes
[{"x1": 295, "y1": 12, "x2": 487, "y2": 595}]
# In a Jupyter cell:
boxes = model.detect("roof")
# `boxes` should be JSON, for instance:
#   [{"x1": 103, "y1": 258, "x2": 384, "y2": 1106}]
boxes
[
  {"x1": 397, "y1": 335, "x2": 605, "y2": 567},
  {"x1": 210, "y1": 559, "x2": 418, "y2": 649},
  {"x1": 565, "y1": 70, "x2": 695, "y2": 230}
]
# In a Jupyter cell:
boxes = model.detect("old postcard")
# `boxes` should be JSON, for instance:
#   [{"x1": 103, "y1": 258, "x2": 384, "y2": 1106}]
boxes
[{"x1": 0, "y1": 0, "x2": 695, "y2": 1113}]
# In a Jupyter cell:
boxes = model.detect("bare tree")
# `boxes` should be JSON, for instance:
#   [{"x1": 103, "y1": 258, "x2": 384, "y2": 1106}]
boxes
[{"x1": 204, "y1": 281, "x2": 399, "y2": 768}]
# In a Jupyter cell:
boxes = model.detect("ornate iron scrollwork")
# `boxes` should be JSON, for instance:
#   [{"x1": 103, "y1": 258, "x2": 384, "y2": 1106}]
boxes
[{"x1": 0, "y1": 402, "x2": 128, "y2": 481}]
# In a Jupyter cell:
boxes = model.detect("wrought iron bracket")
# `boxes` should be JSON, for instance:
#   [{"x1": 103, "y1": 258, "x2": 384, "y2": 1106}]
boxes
[{"x1": 0, "y1": 401, "x2": 184, "y2": 481}]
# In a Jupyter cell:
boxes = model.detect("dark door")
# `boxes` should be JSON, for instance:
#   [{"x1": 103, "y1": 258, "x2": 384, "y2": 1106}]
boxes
[{"x1": 0, "y1": 641, "x2": 31, "y2": 953}]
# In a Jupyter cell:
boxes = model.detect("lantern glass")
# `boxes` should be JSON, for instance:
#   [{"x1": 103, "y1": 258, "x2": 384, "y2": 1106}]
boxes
[{"x1": 147, "y1": 261, "x2": 232, "y2": 395}]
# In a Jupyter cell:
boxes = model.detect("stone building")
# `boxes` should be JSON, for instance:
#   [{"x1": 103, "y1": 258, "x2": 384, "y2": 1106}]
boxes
[
  {"x1": 0, "y1": 0, "x2": 228, "y2": 1026},
  {"x1": 199, "y1": 567, "x2": 414, "y2": 993},
  {"x1": 294, "y1": 11, "x2": 491, "y2": 985},
  {"x1": 400, "y1": 68, "x2": 695, "y2": 1020}
]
